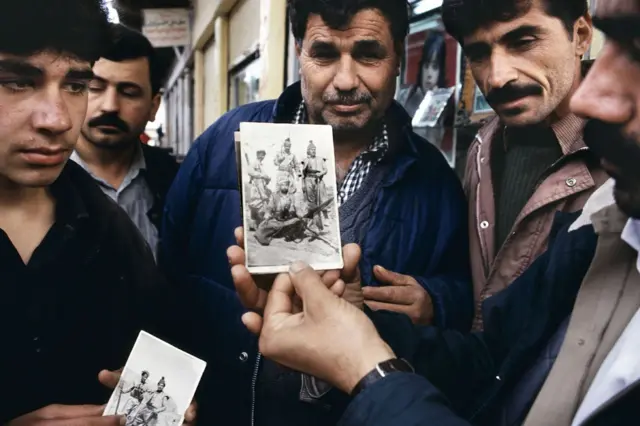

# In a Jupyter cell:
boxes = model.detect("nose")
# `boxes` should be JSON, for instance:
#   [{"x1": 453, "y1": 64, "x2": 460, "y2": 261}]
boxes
[
  {"x1": 332, "y1": 55, "x2": 359, "y2": 93},
  {"x1": 99, "y1": 86, "x2": 120, "y2": 113},
  {"x1": 32, "y1": 88, "x2": 72, "y2": 135},
  {"x1": 487, "y1": 50, "x2": 518, "y2": 90},
  {"x1": 570, "y1": 42, "x2": 635, "y2": 124}
]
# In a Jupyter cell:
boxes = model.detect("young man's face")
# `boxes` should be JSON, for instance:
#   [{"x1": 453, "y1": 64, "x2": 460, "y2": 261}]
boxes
[
  {"x1": 297, "y1": 9, "x2": 400, "y2": 133},
  {"x1": 81, "y1": 57, "x2": 160, "y2": 151},
  {"x1": 463, "y1": 0, "x2": 592, "y2": 126},
  {"x1": 570, "y1": 0, "x2": 640, "y2": 219},
  {"x1": 0, "y1": 51, "x2": 92, "y2": 188}
]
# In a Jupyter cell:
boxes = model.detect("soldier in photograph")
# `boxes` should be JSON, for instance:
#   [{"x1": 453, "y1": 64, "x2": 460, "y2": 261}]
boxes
[
  {"x1": 247, "y1": 149, "x2": 272, "y2": 230},
  {"x1": 273, "y1": 138, "x2": 300, "y2": 193},
  {"x1": 302, "y1": 141, "x2": 329, "y2": 231}
]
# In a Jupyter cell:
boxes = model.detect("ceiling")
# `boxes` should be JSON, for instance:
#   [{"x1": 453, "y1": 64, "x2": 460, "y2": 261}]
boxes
[{"x1": 113, "y1": 0, "x2": 192, "y2": 91}]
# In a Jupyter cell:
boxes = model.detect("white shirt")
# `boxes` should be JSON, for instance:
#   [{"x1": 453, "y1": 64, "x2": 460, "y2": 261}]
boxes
[{"x1": 571, "y1": 216, "x2": 640, "y2": 425}]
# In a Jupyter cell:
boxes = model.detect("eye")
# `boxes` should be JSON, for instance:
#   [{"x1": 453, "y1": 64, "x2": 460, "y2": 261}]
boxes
[
  {"x1": 1, "y1": 80, "x2": 33, "y2": 92},
  {"x1": 510, "y1": 38, "x2": 536, "y2": 50},
  {"x1": 65, "y1": 82, "x2": 88, "y2": 94}
]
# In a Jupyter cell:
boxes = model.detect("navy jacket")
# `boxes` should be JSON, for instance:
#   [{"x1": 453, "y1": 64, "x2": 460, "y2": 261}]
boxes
[
  {"x1": 160, "y1": 82, "x2": 472, "y2": 425},
  {"x1": 342, "y1": 211, "x2": 610, "y2": 425}
]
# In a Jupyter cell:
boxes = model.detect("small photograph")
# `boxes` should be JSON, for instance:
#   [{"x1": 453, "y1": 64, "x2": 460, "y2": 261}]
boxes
[
  {"x1": 239, "y1": 122, "x2": 343, "y2": 274},
  {"x1": 103, "y1": 331, "x2": 206, "y2": 426}
]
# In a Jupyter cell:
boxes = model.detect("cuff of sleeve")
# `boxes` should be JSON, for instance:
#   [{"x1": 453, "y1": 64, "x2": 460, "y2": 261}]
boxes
[{"x1": 413, "y1": 276, "x2": 446, "y2": 329}]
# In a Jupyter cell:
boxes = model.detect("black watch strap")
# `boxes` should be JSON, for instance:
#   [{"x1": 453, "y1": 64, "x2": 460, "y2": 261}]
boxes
[{"x1": 351, "y1": 358, "x2": 414, "y2": 397}]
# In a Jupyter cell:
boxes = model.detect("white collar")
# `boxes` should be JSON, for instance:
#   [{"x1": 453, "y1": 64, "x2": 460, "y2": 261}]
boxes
[{"x1": 568, "y1": 178, "x2": 616, "y2": 232}]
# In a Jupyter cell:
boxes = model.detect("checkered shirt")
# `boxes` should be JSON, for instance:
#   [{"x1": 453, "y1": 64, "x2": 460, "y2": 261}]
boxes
[{"x1": 294, "y1": 102, "x2": 389, "y2": 205}]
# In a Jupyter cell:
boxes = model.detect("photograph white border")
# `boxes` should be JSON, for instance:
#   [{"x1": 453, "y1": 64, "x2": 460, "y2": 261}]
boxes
[{"x1": 239, "y1": 122, "x2": 344, "y2": 275}]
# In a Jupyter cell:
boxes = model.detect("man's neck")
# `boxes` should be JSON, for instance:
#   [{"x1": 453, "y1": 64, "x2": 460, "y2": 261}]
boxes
[
  {"x1": 333, "y1": 129, "x2": 376, "y2": 184},
  {"x1": 76, "y1": 138, "x2": 137, "y2": 189}
]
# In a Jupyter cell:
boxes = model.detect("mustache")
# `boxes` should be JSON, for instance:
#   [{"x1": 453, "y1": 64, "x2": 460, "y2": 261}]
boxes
[
  {"x1": 485, "y1": 83, "x2": 543, "y2": 105},
  {"x1": 88, "y1": 112, "x2": 129, "y2": 132},
  {"x1": 323, "y1": 92, "x2": 372, "y2": 105},
  {"x1": 584, "y1": 119, "x2": 640, "y2": 179}
]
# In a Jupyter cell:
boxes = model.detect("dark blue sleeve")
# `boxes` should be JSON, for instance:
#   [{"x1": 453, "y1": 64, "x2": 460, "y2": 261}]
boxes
[
  {"x1": 338, "y1": 373, "x2": 471, "y2": 426},
  {"x1": 412, "y1": 164, "x2": 473, "y2": 332}
]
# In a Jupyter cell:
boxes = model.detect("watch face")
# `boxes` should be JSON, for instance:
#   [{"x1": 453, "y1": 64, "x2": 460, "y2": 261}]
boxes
[{"x1": 379, "y1": 358, "x2": 414, "y2": 375}]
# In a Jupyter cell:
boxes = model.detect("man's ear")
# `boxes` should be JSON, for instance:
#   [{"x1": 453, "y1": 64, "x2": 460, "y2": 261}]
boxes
[
  {"x1": 149, "y1": 93, "x2": 161, "y2": 122},
  {"x1": 574, "y1": 14, "x2": 593, "y2": 57}
]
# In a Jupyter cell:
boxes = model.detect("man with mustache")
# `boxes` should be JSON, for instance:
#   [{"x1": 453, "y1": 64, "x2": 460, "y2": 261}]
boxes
[
  {"x1": 72, "y1": 23, "x2": 179, "y2": 260},
  {"x1": 444, "y1": 0, "x2": 609, "y2": 329},
  {"x1": 161, "y1": 0, "x2": 472, "y2": 424},
  {"x1": 236, "y1": 1, "x2": 640, "y2": 424}
]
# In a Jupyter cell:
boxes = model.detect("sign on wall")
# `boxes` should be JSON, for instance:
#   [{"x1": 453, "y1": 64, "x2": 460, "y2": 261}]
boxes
[{"x1": 142, "y1": 8, "x2": 191, "y2": 48}]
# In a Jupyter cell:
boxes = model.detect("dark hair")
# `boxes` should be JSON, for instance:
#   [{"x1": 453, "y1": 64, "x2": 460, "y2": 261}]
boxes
[
  {"x1": 0, "y1": 0, "x2": 110, "y2": 63},
  {"x1": 103, "y1": 23, "x2": 163, "y2": 95},
  {"x1": 415, "y1": 31, "x2": 447, "y2": 91},
  {"x1": 442, "y1": 0, "x2": 588, "y2": 43},
  {"x1": 288, "y1": 0, "x2": 410, "y2": 52}
]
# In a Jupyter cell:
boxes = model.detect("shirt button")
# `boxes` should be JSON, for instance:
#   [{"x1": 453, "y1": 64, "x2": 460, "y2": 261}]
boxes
[
  {"x1": 480, "y1": 157, "x2": 486, "y2": 164},
  {"x1": 566, "y1": 178, "x2": 577, "y2": 187},
  {"x1": 480, "y1": 221, "x2": 490, "y2": 229},
  {"x1": 239, "y1": 352, "x2": 249, "y2": 362},
  {"x1": 33, "y1": 336, "x2": 39, "y2": 341},
  {"x1": 35, "y1": 348, "x2": 41, "y2": 353}
]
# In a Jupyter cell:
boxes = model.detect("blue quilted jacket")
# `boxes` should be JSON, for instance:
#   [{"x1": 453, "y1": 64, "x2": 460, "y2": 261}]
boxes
[{"x1": 160, "y1": 82, "x2": 472, "y2": 425}]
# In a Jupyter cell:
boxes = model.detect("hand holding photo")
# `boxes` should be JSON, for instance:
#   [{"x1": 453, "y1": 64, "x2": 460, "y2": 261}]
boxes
[
  {"x1": 238, "y1": 122, "x2": 343, "y2": 274},
  {"x1": 103, "y1": 331, "x2": 206, "y2": 426}
]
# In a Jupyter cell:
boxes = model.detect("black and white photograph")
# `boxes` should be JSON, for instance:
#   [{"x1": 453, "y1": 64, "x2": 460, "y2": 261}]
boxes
[
  {"x1": 239, "y1": 122, "x2": 343, "y2": 274},
  {"x1": 103, "y1": 331, "x2": 207, "y2": 426}
]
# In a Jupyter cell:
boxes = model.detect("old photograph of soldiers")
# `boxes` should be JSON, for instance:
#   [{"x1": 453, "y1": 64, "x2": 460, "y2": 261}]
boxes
[
  {"x1": 103, "y1": 331, "x2": 206, "y2": 426},
  {"x1": 238, "y1": 123, "x2": 343, "y2": 274}
]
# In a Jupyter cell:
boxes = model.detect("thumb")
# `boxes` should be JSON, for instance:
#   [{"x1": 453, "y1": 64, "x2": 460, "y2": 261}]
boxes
[
  {"x1": 288, "y1": 261, "x2": 334, "y2": 316},
  {"x1": 341, "y1": 244, "x2": 361, "y2": 283},
  {"x1": 373, "y1": 265, "x2": 409, "y2": 286},
  {"x1": 98, "y1": 368, "x2": 123, "y2": 390}
]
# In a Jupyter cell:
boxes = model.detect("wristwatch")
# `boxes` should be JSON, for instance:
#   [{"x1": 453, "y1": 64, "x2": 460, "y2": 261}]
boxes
[{"x1": 351, "y1": 358, "x2": 415, "y2": 397}]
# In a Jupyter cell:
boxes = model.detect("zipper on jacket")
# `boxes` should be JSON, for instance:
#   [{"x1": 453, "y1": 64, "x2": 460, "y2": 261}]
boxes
[{"x1": 250, "y1": 352, "x2": 262, "y2": 426}]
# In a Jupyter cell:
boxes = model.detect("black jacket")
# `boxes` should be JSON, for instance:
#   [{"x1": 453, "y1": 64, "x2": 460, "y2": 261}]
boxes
[
  {"x1": 344, "y1": 211, "x2": 608, "y2": 425},
  {"x1": 0, "y1": 161, "x2": 192, "y2": 422},
  {"x1": 140, "y1": 143, "x2": 179, "y2": 231}
]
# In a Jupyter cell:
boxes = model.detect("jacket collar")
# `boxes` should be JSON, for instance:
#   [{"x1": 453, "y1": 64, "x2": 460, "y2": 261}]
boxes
[{"x1": 271, "y1": 81, "x2": 421, "y2": 159}]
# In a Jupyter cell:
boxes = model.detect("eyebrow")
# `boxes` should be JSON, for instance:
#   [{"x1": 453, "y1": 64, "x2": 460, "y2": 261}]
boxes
[
  {"x1": 352, "y1": 39, "x2": 387, "y2": 56},
  {"x1": 593, "y1": 16, "x2": 640, "y2": 42},
  {"x1": 0, "y1": 59, "x2": 93, "y2": 81},
  {"x1": 309, "y1": 40, "x2": 339, "y2": 53},
  {"x1": 465, "y1": 24, "x2": 544, "y2": 52}
]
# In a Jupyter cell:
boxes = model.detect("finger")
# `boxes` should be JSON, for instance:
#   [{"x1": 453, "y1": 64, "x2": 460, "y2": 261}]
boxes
[
  {"x1": 98, "y1": 369, "x2": 122, "y2": 390},
  {"x1": 362, "y1": 286, "x2": 414, "y2": 305},
  {"x1": 373, "y1": 265, "x2": 412, "y2": 286},
  {"x1": 234, "y1": 227, "x2": 245, "y2": 248},
  {"x1": 184, "y1": 400, "x2": 198, "y2": 423},
  {"x1": 231, "y1": 264, "x2": 267, "y2": 312},
  {"x1": 320, "y1": 269, "x2": 340, "y2": 288},
  {"x1": 242, "y1": 312, "x2": 264, "y2": 335},
  {"x1": 39, "y1": 404, "x2": 107, "y2": 420},
  {"x1": 227, "y1": 245, "x2": 246, "y2": 267},
  {"x1": 329, "y1": 279, "x2": 346, "y2": 297},
  {"x1": 342, "y1": 244, "x2": 362, "y2": 283},
  {"x1": 51, "y1": 415, "x2": 125, "y2": 426},
  {"x1": 263, "y1": 272, "x2": 296, "y2": 321},
  {"x1": 288, "y1": 261, "x2": 334, "y2": 315},
  {"x1": 365, "y1": 300, "x2": 412, "y2": 315}
]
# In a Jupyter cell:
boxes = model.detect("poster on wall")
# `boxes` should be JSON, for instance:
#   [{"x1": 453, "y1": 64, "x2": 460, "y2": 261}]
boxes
[
  {"x1": 397, "y1": 26, "x2": 458, "y2": 165},
  {"x1": 142, "y1": 8, "x2": 191, "y2": 48}
]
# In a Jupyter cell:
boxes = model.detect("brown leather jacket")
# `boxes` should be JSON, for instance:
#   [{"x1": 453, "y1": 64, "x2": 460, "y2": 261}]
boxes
[{"x1": 464, "y1": 113, "x2": 609, "y2": 330}]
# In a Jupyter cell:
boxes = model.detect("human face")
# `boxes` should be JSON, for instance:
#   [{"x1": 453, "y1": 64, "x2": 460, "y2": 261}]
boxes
[
  {"x1": 570, "y1": 0, "x2": 640, "y2": 218},
  {"x1": 0, "y1": 51, "x2": 92, "y2": 189},
  {"x1": 422, "y1": 55, "x2": 440, "y2": 90},
  {"x1": 284, "y1": 142, "x2": 291, "y2": 153},
  {"x1": 297, "y1": 9, "x2": 400, "y2": 134},
  {"x1": 257, "y1": 152, "x2": 266, "y2": 161},
  {"x1": 308, "y1": 147, "x2": 316, "y2": 157},
  {"x1": 279, "y1": 182, "x2": 289, "y2": 193},
  {"x1": 81, "y1": 57, "x2": 159, "y2": 151},
  {"x1": 141, "y1": 373, "x2": 149, "y2": 382},
  {"x1": 463, "y1": 0, "x2": 592, "y2": 126}
]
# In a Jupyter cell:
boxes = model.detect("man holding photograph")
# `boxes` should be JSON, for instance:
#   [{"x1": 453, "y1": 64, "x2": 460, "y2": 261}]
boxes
[
  {"x1": 161, "y1": 0, "x2": 471, "y2": 424},
  {"x1": 0, "y1": 2, "x2": 195, "y2": 424}
]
